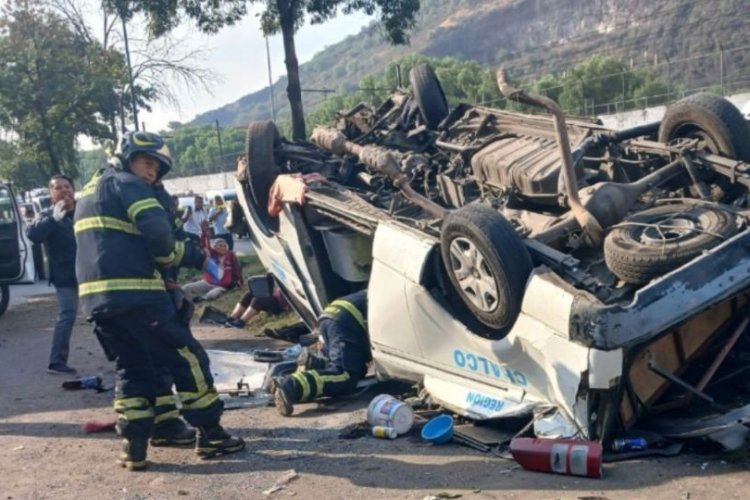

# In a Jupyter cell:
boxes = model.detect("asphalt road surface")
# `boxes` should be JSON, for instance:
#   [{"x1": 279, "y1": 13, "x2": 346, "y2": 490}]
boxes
[{"x1": 2, "y1": 294, "x2": 750, "y2": 499}]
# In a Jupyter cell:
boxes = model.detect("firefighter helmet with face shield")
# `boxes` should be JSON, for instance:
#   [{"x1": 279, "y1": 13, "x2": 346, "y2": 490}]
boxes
[{"x1": 116, "y1": 131, "x2": 173, "y2": 179}]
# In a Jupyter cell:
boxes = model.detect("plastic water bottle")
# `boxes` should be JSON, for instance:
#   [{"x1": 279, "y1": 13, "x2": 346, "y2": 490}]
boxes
[
  {"x1": 284, "y1": 344, "x2": 303, "y2": 359},
  {"x1": 62, "y1": 375, "x2": 102, "y2": 390},
  {"x1": 611, "y1": 437, "x2": 648, "y2": 452},
  {"x1": 371, "y1": 426, "x2": 398, "y2": 439},
  {"x1": 80, "y1": 375, "x2": 102, "y2": 390}
]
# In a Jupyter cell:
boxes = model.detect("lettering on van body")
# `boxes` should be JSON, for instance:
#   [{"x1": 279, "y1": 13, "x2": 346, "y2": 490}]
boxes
[
  {"x1": 453, "y1": 348, "x2": 528, "y2": 387},
  {"x1": 465, "y1": 391, "x2": 505, "y2": 412}
]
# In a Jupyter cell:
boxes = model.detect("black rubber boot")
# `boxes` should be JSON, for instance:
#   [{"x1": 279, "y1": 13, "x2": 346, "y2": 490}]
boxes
[
  {"x1": 195, "y1": 425, "x2": 245, "y2": 459},
  {"x1": 150, "y1": 418, "x2": 196, "y2": 447},
  {"x1": 117, "y1": 438, "x2": 148, "y2": 471},
  {"x1": 273, "y1": 376, "x2": 300, "y2": 417}
]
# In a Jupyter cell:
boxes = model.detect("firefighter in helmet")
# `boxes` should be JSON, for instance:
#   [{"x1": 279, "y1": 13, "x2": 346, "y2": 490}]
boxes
[{"x1": 75, "y1": 131, "x2": 244, "y2": 470}]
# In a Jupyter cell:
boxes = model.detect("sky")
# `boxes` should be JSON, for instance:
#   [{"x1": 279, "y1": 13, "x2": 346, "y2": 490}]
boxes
[{"x1": 132, "y1": 9, "x2": 373, "y2": 132}]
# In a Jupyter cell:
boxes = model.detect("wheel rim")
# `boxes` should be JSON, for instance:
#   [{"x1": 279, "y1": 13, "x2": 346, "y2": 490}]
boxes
[
  {"x1": 671, "y1": 124, "x2": 721, "y2": 154},
  {"x1": 448, "y1": 237, "x2": 499, "y2": 312},
  {"x1": 639, "y1": 215, "x2": 699, "y2": 245}
]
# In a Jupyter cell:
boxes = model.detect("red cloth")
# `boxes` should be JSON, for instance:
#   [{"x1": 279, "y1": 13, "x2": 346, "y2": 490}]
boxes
[{"x1": 202, "y1": 250, "x2": 241, "y2": 289}]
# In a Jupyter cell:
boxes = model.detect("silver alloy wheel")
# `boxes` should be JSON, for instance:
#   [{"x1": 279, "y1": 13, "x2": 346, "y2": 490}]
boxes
[{"x1": 448, "y1": 237, "x2": 499, "y2": 312}]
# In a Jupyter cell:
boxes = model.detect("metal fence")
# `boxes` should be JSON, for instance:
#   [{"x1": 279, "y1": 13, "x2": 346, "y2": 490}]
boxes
[{"x1": 170, "y1": 44, "x2": 750, "y2": 174}]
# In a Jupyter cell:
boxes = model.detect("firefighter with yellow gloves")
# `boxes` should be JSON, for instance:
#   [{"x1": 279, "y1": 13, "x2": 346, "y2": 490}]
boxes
[
  {"x1": 274, "y1": 290, "x2": 371, "y2": 416},
  {"x1": 75, "y1": 131, "x2": 244, "y2": 470}
]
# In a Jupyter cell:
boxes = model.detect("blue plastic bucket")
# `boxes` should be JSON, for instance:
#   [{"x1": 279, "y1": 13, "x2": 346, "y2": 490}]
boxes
[{"x1": 421, "y1": 414, "x2": 454, "y2": 445}]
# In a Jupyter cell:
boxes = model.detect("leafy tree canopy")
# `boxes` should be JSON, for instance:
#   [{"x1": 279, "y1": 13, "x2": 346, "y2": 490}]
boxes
[{"x1": 0, "y1": 2, "x2": 125, "y2": 179}]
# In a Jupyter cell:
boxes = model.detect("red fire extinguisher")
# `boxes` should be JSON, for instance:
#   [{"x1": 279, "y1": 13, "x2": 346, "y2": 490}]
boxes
[{"x1": 510, "y1": 437, "x2": 603, "y2": 479}]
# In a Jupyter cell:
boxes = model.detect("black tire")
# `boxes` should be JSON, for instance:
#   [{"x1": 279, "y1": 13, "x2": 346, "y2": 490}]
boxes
[
  {"x1": 409, "y1": 63, "x2": 449, "y2": 129},
  {"x1": 658, "y1": 93, "x2": 750, "y2": 161},
  {"x1": 0, "y1": 284, "x2": 9, "y2": 318},
  {"x1": 604, "y1": 203, "x2": 738, "y2": 285},
  {"x1": 440, "y1": 204, "x2": 533, "y2": 339},
  {"x1": 245, "y1": 121, "x2": 281, "y2": 233}
]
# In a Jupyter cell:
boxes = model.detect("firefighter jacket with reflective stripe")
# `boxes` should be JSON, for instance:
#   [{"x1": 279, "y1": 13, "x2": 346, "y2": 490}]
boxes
[
  {"x1": 74, "y1": 167, "x2": 204, "y2": 317},
  {"x1": 319, "y1": 290, "x2": 368, "y2": 335},
  {"x1": 153, "y1": 183, "x2": 190, "y2": 284}
]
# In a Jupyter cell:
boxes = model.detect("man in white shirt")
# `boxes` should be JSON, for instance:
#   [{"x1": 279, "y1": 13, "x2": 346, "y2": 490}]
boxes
[
  {"x1": 208, "y1": 195, "x2": 233, "y2": 250},
  {"x1": 183, "y1": 195, "x2": 208, "y2": 244}
]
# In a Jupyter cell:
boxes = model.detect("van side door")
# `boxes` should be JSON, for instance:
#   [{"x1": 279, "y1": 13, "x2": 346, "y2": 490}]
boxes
[{"x1": 0, "y1": 183, "x2": 24, "y2": 283}]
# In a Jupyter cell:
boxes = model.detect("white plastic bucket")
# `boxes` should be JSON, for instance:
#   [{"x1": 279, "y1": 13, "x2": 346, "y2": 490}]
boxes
[{"x1": 367, "y1": 394, "x2": 414, "y2": 435}]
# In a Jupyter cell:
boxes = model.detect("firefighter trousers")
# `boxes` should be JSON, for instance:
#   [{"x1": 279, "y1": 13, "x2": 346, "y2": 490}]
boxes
[
  {"x1": 286, "y1": 316, "x2": 370, "y2": 403},
  {"x1": 95, "y1": 305, "x2": 223, "y2": 441}
]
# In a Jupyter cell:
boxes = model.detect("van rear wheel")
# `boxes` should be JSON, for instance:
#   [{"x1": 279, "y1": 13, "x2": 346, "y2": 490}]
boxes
[{"x1": 244, "y1": 121, "x2": 281, "y2": 234}]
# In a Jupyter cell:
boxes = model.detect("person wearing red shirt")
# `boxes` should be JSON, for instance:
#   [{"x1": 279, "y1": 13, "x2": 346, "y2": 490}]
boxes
[{"x1": 182, "y1": 239, "x2": 242, "y2": 302}]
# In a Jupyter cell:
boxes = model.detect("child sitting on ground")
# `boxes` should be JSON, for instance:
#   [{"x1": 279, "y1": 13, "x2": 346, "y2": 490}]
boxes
[{"x1": 182, "y1": 238, "x2": 242, "y2": 302}]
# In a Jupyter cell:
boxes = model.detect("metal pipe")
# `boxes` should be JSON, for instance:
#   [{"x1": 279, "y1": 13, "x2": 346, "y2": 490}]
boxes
[
  {"x1": 696, "y1": 315, "x2": 749, "y2": 392},
  {"x1": 682, "y1": 154, "x2": 712, "y2": 200},
  {"x1": 311, "y1": 127, "x2": 446, "y2": 219},
  {"x1": 496, "y1": 68, "x2": 603, "y2": 245},
  {"x1": 606, "y1": 121, "x2": 661, "y2": 143}
]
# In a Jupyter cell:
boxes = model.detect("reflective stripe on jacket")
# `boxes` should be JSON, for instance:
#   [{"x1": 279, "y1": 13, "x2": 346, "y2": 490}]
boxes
[
  {"x1": 74, "y1": 167, "x2": 203, "y2": 317},
  {"x1": 319, "y1": 290, "x2": 368, "y2": 333}
]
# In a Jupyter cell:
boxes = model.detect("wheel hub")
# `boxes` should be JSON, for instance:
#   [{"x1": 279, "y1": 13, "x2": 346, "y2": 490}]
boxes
[
  {"x1": 639, "y1": 216, "x2": 698, "y2": 245},
  {"x1": 448, "y1": 237, "x2": 499, "y2": 312}
]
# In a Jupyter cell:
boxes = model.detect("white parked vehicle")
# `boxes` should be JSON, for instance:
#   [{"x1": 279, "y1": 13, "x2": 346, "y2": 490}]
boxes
[{"x1": 0, "y1": 181, "x2": 35, "y2": 316}]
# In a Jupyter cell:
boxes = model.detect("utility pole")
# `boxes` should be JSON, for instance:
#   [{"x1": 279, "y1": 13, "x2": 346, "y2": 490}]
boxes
[
  {"x1": 666, "y1": 55, "x2": 671, "y2": 102},
  {"x1": 120, "y1": 15, "x2": 139, "y2": 131},
  {"x1": 719, "y1": 42, "x2": 725, "y2": 96},
  {"x1": 215, "y1": 120, "x2": 225, "y2": 169},
  {"x1": 265, "y1": 36, "x2": 277, "y2": 122}
]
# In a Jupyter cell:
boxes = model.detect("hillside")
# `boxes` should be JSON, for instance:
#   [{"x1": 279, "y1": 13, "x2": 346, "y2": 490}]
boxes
[{"x1": 191, "y1": 0, "x2": 750, "y2": 127}]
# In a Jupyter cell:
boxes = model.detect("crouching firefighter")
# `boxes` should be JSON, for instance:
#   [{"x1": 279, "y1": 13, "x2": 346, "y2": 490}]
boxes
[
  {"x1": 75, "y1": 131, "x2": 245, "y2": 470},
  {"x1": 274, "y1": 290, "x2": 371, "y2": 416}
]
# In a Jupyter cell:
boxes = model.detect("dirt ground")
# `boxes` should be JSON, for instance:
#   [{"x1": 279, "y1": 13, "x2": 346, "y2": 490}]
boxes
[{"x1": 3, "y1": 295, "x2": 750, "y2": 500}]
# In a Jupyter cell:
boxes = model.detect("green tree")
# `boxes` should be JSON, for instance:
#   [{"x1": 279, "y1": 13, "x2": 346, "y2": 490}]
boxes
[
  {"x1": 0, "y1": 141, "x2": 48, "y2": 192},
  {"x1": 532, "y1": 74, "x2": 563, "y2": 103},
  {"x1": 0, "y1": 3, "x2": 122, "y2": 180},
  {"x1": 109, "y1": 0, "x2": 421, "y2": 140}
]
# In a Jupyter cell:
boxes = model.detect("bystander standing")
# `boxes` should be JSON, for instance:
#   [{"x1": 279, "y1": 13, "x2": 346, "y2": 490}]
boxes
[
  {"x1": 183, "y1": 195, "x2": 208, "y2": 245},
  {"x1": 26, "y1": 175, "x2": 78, "y2": 374},
  {"x1": 208, "y1": 195, "x2": 233, "y2": 250}
]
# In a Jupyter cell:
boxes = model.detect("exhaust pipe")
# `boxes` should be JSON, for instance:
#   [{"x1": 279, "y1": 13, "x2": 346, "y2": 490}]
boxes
[{"x1": 496, "y1": 68, "x2": 604, "y2": 246}]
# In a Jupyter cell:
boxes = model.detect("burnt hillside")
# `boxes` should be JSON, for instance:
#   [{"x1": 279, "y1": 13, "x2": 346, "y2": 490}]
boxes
[{"x1": 192, "y1": 0, "x2": 749, "y2": 127}]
